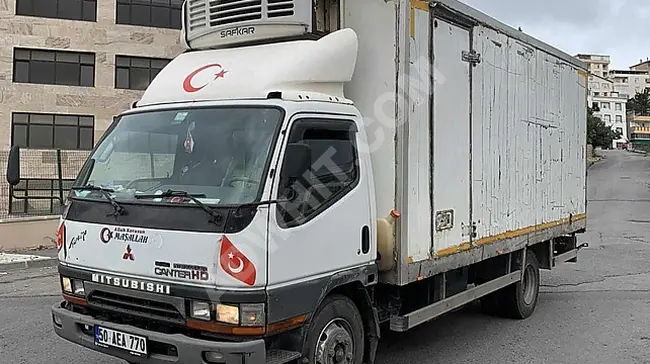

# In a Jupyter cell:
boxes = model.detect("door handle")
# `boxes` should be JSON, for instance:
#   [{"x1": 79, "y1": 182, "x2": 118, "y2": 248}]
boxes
[{"x1": 361, "y1": 225, "x2": 370, "y2": 254}]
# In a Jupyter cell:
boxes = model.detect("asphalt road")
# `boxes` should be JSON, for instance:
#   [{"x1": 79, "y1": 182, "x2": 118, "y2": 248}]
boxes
[{"x1": 2, "y1": 150, "x2": 650, "y2": 364}]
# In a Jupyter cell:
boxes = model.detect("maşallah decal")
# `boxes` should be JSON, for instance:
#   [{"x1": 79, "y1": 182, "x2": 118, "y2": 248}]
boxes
[
  {"x1": 219, "y1": 236, "x2": 256, "y2": 286},
  {"x1": 100, "y1": 227, "x2": 149, "y2": 245}
]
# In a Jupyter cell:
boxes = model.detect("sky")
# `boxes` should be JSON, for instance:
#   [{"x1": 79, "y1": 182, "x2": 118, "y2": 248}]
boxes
[{"x1": 461, "y1": 0, "x2": 649, "y2": 70}]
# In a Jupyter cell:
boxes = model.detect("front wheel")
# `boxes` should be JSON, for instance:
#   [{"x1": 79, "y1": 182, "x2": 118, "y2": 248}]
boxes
[{"x1": 303, "y1": 294, "x2": 365, "y2": 364}]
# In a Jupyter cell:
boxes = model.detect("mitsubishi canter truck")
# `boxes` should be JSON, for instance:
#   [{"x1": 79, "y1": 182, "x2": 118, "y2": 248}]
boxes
[{"x1": 6, "y1": 0, "x2": 589, "y2": 363}]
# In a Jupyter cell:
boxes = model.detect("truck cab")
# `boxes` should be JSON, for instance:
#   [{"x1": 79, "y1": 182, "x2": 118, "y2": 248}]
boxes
[{"x1": 4, "y1": 2, "x2": 384, "y2": 363}]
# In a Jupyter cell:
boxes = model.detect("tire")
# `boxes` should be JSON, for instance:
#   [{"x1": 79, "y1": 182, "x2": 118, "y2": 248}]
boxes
[
  {"x1": 480, "y1": 250, "x2": 540, "y2": 319},
  {"x1": 303, "y1": 294, "x2": 365, "y2": 364}
]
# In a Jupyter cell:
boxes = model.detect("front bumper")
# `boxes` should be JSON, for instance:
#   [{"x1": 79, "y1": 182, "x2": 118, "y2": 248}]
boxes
[{"x1": 51, "y1": 301, "x2": 266, "y2": 364}]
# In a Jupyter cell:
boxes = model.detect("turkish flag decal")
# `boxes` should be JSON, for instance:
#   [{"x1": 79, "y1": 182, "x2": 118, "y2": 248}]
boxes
[{"x1": 219, "y1": 236, "x2": 256, "y2": 286}]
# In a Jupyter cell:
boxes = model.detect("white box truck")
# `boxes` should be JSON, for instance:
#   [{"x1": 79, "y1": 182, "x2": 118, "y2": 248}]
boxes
[{"x1": 5, "y1": 0, "x2": 588, "y2": 363}]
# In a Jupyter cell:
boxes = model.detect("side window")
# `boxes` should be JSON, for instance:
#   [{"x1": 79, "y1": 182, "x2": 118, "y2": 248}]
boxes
[{"x1": 277, "y1": 118, "x2": 360, "y2": 228}]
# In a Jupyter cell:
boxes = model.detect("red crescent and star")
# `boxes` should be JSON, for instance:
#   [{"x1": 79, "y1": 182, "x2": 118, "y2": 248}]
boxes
[{"x1": 182, "y1": 63, "x2": 228, "y2": 93}]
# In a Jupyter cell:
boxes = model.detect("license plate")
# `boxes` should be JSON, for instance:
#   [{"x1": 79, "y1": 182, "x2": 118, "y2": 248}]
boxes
[{"x1": 94, "y1": 325, "x2": 148, "y2": 356}]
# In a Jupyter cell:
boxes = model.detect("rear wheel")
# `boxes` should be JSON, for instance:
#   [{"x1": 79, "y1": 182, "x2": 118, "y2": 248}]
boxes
[
  {"x1": 480, "y1": 250, "x2": 540, "y2": 319},
  {"x1": 303, "y1": 294, "x2": 365, "y2": 364}
]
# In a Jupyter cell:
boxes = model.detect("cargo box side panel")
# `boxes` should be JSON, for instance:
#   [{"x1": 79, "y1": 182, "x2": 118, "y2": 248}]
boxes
[
  {"x1": 471, "y1": 26, "x2": 587, "y2": 245},
  {"x1": 343, "y1": 0, "x2": 399, "y2": 218},
  {"x1": 405, "y1": 4, "x2": 433, "y2": 263}
]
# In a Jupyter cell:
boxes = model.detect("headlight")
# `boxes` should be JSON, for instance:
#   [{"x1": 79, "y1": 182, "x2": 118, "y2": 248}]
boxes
[
  {"x1": 61, "y1": 277, "x2": 85, "y2": 296},
  {"x1": 216, "y1": 304, "x2": 239, "y2": 325},
  {"x1": 190, "y1": 301, "x2": 212, "y2": 321},
  {"x1": 62, "y1": 277, "x2": 72, "y2": 293},
  {"x1": 240, "y1": 303, "x2": 265, "y2": 327},
  {"x1": 72, "y1": 280, "x2": 85, "y2": 296}
]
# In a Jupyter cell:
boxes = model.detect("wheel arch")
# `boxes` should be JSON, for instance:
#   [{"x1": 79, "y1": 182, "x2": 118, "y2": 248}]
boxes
[{"x1": 305, "y1": 266, "x2": 381, "y2": 364}]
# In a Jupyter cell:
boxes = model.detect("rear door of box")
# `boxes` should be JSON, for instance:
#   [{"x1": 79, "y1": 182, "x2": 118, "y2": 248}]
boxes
[{"x1": 430, "y1": 16, "x2": 472, "y2": 256}]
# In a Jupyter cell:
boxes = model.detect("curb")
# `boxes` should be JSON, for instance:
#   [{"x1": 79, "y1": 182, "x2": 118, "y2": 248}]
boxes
[{"x1": 0, "y1": 256, "x2": 59, "y2": 272}]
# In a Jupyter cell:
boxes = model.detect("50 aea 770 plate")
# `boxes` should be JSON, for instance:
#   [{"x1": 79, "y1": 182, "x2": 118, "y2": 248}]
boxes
[{"x1": 94, "y1": 325, "x2": 148, "y2": 357}]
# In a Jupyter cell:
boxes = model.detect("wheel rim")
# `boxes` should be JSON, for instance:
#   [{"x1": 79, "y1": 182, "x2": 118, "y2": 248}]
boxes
[
  {"x1": 314, "y1": 318, "x2": 355, "y2": 364},
  {"x1": 522, "y1": 264, "x2": 538, "y2": 305}
]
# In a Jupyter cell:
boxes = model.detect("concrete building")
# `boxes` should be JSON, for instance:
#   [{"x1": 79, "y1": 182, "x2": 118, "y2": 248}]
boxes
[
  {"x1": 575, "y1": 54, "x2": 611, "y2": 78},
  {"x1": 583, "y1": 69, "x2": 628, "y2": 148},
  {"x1": 576, "y1": 54, "x2": 633, "y2": 148},
  {"x1": 629, "y1": 115, "x2": 650, "y2": 149},
  {"x1": 630, "y1": 58, "x2": 650, "y2": 72},
  {"x1": 1, "y1": 0, "x2": 184, "y2": 217},
  {"x1": 610, "y1": 69, "x2": 650, "y2": 99}
]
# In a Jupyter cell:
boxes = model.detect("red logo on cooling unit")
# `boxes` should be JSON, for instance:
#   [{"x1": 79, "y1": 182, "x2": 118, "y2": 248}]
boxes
[{"x1": 182, "y1": 63, "x2": 228, "y2": 93}]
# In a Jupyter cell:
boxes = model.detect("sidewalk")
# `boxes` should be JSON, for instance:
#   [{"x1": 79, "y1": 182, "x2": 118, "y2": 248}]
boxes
[{"x1": 0, "y1": 248, "x2": 58, "y2": 272}]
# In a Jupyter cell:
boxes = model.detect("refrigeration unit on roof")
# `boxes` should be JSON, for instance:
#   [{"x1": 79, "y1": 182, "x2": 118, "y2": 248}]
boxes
[{"x1": 181, "y1": 0, "x2": 341, "y2": 50}]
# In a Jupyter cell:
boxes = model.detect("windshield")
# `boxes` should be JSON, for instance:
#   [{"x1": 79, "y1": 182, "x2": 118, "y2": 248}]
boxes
[{"x1": 72, "y1": 106, "x2": 283, "y2": 205}]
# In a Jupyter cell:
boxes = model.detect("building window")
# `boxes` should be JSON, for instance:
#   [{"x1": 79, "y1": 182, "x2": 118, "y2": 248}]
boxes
[
  {"x1": 615, "y1": 103, "x2": 622, "y2": 111},
  {"x1": 13, "y1": 48, "x2": 95, "y2": 87},
  {"x1": 11, "y1": 112, "x2": 95, "y2": 150},
  {"x1": 616, "y1": 115, "x2": 623, "y2": 123},
  {"x1": 603, "y1": 115, "x2": 611, "y2": 122},
  {"x1": 15, "y1": 0, "x2": 97, "y2": 21},
  {"x1": 115, "y1": 55, "x2": 171, "y2": 90},
  {"x1": 601, "y1": 102, "x2": 610, "y2": 110},
  {"x1": 116, "y1": 0, "x2": 183, "y2": 29}
]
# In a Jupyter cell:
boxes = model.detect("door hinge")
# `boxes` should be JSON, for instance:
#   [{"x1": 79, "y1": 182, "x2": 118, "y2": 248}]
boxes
[
  {"x1": 461, "y1": 221, "x2": 478, "y2": 238},
  {"x1": 462, "y1": 50, "x2": 481, "y2": 66}
]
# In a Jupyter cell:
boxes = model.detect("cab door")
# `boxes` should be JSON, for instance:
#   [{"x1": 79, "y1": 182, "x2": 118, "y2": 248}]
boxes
[{"x1": 265, "y1": 112, "x2": 374, "y2": 312}]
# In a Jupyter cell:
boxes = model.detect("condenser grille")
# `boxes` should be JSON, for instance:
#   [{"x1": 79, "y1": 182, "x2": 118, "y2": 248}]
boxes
[
  {"x1": 208, "y1": 0, "x2": 263, "y2": 26},
  {"x1": 268, "y1": 0, "x2": 294, "y2": 18}
]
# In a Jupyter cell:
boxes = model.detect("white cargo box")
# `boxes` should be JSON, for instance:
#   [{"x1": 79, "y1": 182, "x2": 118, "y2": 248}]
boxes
[
  {"x1": 147, "y1": 0, "x2": 587, "y2": 287},
  {"x1": 342, "y1": 0, "x2": 587, "y2": 285}
]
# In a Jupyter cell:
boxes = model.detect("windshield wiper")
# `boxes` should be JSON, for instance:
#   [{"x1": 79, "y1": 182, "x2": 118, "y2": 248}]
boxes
[
  {"x1": 71, "y1": 185, "x2": 125, "y2": 217},
  {"x1": 134, "y1": 189, "x2": 224, "y2": 225}
]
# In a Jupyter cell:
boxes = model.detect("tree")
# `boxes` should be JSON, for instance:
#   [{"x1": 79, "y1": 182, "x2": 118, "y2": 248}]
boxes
[
  {"x1": 627, "y1": 88, "x2": 650, "y2": 116},
  {"x1": 587, "y1": 107, "x2": 621, "y2": 149}
]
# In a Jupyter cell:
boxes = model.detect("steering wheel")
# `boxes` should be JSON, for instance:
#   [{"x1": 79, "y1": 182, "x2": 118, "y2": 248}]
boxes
[{"x1": 227, "y1": 176, "x2": 260, "y2": 187}]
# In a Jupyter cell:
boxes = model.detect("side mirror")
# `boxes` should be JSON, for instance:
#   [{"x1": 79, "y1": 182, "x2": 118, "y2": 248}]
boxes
[
  {"x1": 280, "y1": 143, "x2": 312, "y2": 183},
  {"x1": 6, "y1": 145, "x2": 20, "y2": 186}
]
